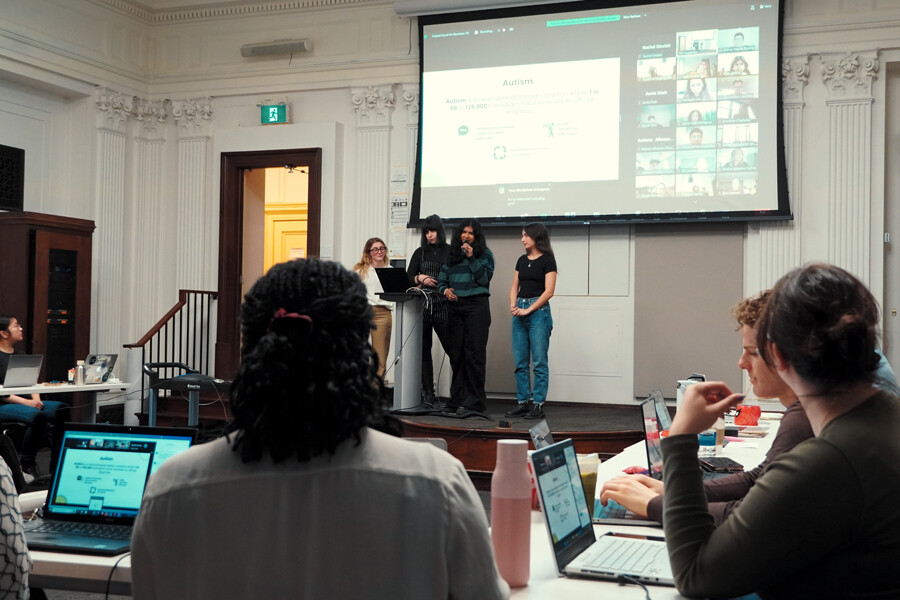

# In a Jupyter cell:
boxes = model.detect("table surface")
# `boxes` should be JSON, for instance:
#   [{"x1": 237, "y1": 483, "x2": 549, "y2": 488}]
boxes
[
  {"x1": 21, "y1": 413, "x2": 780, "y2": 596},
  {"x1": 511, "y1": 413, "x2": 780, "y2": 598},
  {"x1": 0, "y1": 382, "x2": 130, "y2": 395}
]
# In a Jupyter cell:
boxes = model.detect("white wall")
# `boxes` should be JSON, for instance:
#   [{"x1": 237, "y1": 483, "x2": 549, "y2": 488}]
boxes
[{"x1": 1, "y1": 0, "x2": 898, "y2": 404}]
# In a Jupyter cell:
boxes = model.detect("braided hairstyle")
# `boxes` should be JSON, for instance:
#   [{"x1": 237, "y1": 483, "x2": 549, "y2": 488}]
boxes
[
  {"x1": 757, "y1": 263, "x2": 881, "y2": 392},
  {"x1": 226, "y1": 259, "x2": 383, "y2": 463}
]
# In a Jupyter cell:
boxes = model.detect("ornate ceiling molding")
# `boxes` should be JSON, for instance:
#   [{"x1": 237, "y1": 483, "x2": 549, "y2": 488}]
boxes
[
  {"x1": 820, "y1": 50, "x2": 879, "y2": 100},
  {"x1": 351, "y1": 85, "x2": 396, "y2": 127},
  {"x1": 782, "y1": 56, "x2": 809, "y2": 104},
  {"x1": 95, "y1": 0, "x2": 380, "y2": 24}
]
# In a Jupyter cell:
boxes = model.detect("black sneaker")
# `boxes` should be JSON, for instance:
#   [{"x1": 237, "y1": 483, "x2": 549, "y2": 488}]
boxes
[
  {"x1": 505, "y1": 403, "x2": 532, "y2": 417},
  {"x1": 442, "y1": 404, "x2": 460, "y2": 414},
  {"x1": 524, "y1": 404, "x2": 545, "y2": 420}
]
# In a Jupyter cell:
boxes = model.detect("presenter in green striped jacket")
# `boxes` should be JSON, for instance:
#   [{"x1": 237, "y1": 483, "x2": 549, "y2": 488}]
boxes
[{"x1": 437, "y1": 219, "x2": 494, "y2": 415}]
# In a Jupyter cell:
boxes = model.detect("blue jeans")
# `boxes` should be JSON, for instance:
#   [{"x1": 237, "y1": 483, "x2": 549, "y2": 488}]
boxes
[
  {"x1": 0, "y1": 400, "x2": 69, "y2": 464},
  {"x1": 512, "y1": 297, "x2": 553, "y2": 404}
]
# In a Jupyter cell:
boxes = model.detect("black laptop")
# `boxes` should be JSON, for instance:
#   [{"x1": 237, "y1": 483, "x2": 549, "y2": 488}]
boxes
[
  {"x1": 375, "y1": 267, "x2": 414, "y2": 294},
  {"x1": 24, "y1": 423, "x2": 197, "y2": 555}
]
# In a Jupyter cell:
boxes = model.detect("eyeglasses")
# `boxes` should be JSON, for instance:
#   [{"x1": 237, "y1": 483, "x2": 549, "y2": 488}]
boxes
[{"x1": 369, "y1": 247, "x2": 387, "y2": 253}]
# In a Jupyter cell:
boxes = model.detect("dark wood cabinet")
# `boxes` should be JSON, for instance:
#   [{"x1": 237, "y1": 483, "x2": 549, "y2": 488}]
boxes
[{"x1": 0, "y1": 212, "x2": 94, "y2": 384}]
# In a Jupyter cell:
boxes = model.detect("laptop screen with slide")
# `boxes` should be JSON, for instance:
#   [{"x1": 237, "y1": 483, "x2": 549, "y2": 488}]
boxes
[
  {"x1": 25, "y1": 423, "x2": 197, "y2": 555},
  {"x1": 531, "y1": 438, "x2": 674, "y2": 585}
]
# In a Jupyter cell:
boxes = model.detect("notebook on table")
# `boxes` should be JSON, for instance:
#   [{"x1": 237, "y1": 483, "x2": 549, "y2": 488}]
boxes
[
  {"x1": 1, "y1": 354, "x2": 44, "y2": 388},
  {"x1": 24, "y1": 423, "x2": 197, "y2": 556},
  {"x1": 530, "y1": 438, "x2": 674, "y2": 586},
  {"x1": 83, "y1": 353, "x2": 118, "y2": 384}
]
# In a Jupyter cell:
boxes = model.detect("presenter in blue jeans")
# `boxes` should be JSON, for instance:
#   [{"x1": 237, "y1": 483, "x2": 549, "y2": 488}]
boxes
[{"x1": 506, "y1": 223, "x2": 557, "y2": 420}]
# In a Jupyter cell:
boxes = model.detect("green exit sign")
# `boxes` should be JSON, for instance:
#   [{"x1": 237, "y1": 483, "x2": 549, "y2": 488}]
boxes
[{"x1": 260, "y1": 104, "x2": 288, "y2": 125}]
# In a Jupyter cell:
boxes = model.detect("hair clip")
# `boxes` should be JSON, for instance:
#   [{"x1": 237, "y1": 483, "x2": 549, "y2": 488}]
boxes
[{"x1": 268, "y1": 308, "x2": 314, "y2": 339}]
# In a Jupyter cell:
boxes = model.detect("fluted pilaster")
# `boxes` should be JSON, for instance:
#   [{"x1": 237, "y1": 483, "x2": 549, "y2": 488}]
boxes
[
  {"x1": 93, "y1": 87, "x2": 130, "y2": 352},
  {"x1": 350, "y1": 85, "x2": 395, "y2": 248},
  {"x1": 821, "y1": 51, "x2": 878, "y2": 284},
  {"x1": 172, "y1": 98, "x2": 214, "y2": 290}
]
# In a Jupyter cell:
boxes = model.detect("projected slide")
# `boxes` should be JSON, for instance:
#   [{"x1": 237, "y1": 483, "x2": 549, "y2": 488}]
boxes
[
  {"x1": 421, "y1": 59, "x2": 620, "y2": 187},
  {"x1": 413, "y1": 0, "x2": 789, "y2": 225}
]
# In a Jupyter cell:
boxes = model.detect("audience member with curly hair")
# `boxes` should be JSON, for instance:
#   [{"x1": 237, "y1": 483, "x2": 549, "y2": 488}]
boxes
[
  {"x1": 661, "y1": 264, "x2": 900, "y2": 599},
  {"x1": 131, "y1": 258, "x2": 509, "y2": 600}
]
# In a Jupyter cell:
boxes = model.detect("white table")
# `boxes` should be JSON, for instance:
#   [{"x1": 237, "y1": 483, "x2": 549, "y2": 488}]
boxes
[
  {"x1": 510, "y1": 414, "x2": 781, "y2": 598},
  {"x1": 0, "y1": 381, "x2": 131, "y2": 423}
]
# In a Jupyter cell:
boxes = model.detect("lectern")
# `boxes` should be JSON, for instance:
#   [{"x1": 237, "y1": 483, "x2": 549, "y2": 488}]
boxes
[{"x1": 378, "y1": 293, "x2": 423, "y2": 410}]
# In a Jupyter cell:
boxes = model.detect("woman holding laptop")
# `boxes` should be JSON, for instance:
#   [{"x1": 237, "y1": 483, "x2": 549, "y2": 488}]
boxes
[{"x1": 662, "y1": 264, "x2": 900, "y2": 598}]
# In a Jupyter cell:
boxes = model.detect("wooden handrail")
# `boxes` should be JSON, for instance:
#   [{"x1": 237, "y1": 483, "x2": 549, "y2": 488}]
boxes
[{"x1": 123, "y1": 289, "x2": 218, "y2": 348}]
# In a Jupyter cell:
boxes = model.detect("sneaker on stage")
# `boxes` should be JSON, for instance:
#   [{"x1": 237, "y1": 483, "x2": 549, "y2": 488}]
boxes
[{"x1": 505, "y1": 403, "x2": 532, "y2": 418}]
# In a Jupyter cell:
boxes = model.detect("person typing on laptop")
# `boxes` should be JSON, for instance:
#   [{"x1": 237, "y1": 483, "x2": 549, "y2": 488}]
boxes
[
  {"x1": 131, "y1": 259, "x2": 509, "y2": 600},
  {"x1": 0, "y1": 315, "x2": 69, "y2": 477},
  {"x1": 600, "y1": 291, "x2": 812, "y2": 525},
  {"x1": 658, "y1": 264, "x2": 900, "y2": 598}
]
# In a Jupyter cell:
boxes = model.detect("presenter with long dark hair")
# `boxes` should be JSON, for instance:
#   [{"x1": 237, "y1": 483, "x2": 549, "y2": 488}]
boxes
[
  {"x1": 132, "y1": 259, "x2": 509, "y2": 599},
  {"x1": 437, "y1": 219, "x2": 494, "y2": 415},
  {"x1": 406, "y1": 214, "x2": 450, "y2": 407},
  {"x1": 506, "y1": 223, "x2": 557, "y2": 420}
]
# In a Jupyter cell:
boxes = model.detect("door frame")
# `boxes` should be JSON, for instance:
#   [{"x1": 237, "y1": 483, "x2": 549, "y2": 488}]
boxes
[{"x1": 215, "y1": 148, "x2": 322, "y2": 378}]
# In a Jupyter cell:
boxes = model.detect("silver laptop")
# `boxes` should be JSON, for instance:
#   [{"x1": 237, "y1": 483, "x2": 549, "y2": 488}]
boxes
[
  {"x1": 2, "y1": 354, "x2": 43, "y2": 387},
  {"x1": 24, "y1": 423, "x2": 196, "y2": 556},
  {"x1": 592, "y1": 397, "x2": 663, "y2": 526},
  {"x1": 530, "y1": 438, "x2": 674, "y2": 586},
  {"x1": 83, "y1": 353, "x2": 118, "y2": 384}
]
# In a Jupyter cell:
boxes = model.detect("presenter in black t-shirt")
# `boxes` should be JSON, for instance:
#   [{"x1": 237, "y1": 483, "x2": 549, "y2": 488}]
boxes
[{"x1": 505, "y1": 224, "x2": 558, "y2": 420}]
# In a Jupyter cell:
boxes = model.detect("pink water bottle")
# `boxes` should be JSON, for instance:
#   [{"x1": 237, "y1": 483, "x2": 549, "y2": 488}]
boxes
[{"x1": 491, "y1": 439, "x2": 531, "y2": 587}]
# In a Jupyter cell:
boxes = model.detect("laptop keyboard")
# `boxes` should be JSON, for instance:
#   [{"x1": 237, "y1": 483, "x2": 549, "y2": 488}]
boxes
[
  {"x1": 584, "y1": 536, "x2": 667, "y2": 572},
  {"x1": 25, "y1": 519, "x2": 132, "y2": 541}
]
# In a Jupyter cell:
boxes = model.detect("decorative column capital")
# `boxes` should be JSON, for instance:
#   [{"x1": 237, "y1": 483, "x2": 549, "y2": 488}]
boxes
[
  {"x1": 401, "y1": 84, "x2": 419, "y2": 125},
  {"x1": 782, "y1": 55, "x2": 809, "y2": 104},
  {"x1": 821, "y1": 50, "x2": 879, "y2": 100},
  {"x1": 171, "y1": 98, "x2": 214, "y2": 137},
  {"x1": 132, "y1": 99, "x2": 170, "y2": 139},
  {"x1": 95, "y1": 87, "x2": 134, "y2": 132},
  {"x1": 351, "y1": 85, "x2": 396, "y2": 127}
]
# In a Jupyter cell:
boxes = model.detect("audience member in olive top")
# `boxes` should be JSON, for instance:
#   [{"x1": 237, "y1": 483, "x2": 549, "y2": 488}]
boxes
[
  {"x1": 600, "y1": 290, "x2": 812, "y2": 525},
  {"x1": 437, "y1": 219, "x2": 494, "y2": 415},
  {"x1": 132, "y1": 259, "x2": 509, "y2": 600},
  {"x1": 406, "y1": 214, "x2": 451, "y2": 408},
  {"x1": 506, "y1": 223, "x2": 557, "y2": 421},
  {"x1": 661, "y1": 264, "x2": 900, "y2": 599}
]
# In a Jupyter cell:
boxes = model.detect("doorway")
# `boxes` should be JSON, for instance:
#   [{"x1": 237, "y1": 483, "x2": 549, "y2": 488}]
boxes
[{"x1": 216, "y1": 148, "x2": 323, "y2": 378}]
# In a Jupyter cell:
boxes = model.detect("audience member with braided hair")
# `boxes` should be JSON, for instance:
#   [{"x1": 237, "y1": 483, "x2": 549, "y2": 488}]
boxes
[
  {"x1": 132, "y1": 258, "x2": 509, "y2": 600},
  {"x1": 661, "y1": 264, "x2": 900, "y2": 599}
]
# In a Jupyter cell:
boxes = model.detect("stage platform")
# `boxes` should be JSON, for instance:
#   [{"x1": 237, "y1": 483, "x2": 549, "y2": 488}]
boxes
[{"x1": 396, "y1": 397, "x2": 645, "y2": 488}]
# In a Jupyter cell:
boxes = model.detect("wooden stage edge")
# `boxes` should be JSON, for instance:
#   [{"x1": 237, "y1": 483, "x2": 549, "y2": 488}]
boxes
[{"x1": 398, "y1": 417, "x2": 643, "y2": 491}]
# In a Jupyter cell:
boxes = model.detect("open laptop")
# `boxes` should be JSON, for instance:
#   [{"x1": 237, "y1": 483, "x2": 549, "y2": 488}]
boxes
[
  {"x1": 1, "y1": 354, "x2": 43, "y2": 388},
  {"x1": 375, "y1": 268, "x2": 414, "y2": 294},
  {"x1": 530, "y1": 438, "x2": 674, "y2": 586},
  {"x1": 24, "y1": 423, "x2": 197, "y2": 555},
  {"x1": 528, "y1": 419, "x2": 555, "y2": 449},
  {"x1": 649, "y1": 389, "x2": 672, "y2": 431},
  {"x1": 83, "y1": 353, "x2": 118, "y2": 384},
  {"x1": 593, "y1": 397, "x2": 664, "y2": 526}
]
